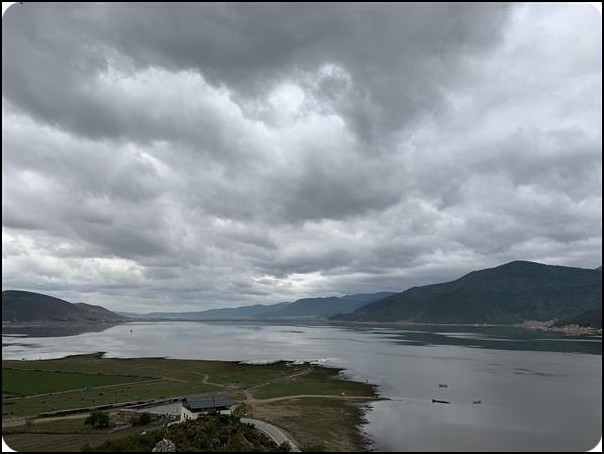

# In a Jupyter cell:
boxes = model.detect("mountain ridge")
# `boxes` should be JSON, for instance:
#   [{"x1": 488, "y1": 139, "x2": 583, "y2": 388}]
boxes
[
  {"x1": 122, "y1": 292, "x2": 396, "y2": 320},
  {"x1": 4, "y1": 261, "x2": 601, "y2": 325},
  {"x1": 2, "y1": 290, "x2": 127, "y2": 323},
  {"x1": 331, "y1": 261, "x2": 602, "y2": 324}
]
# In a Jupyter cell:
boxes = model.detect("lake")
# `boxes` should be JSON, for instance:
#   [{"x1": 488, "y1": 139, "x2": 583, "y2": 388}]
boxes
[{"x1": 2, "y1": 321, "x2": 601, "y2": 451}]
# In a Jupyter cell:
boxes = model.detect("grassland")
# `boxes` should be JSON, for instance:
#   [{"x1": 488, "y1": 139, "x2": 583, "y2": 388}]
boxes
[
  {"x1": 3, "y1": 379, "x2": 217, "y2": 417},
  {"x1": 251, "y1": 397, "x2": 373, "y2": 452},
  {"x1": 2, "y1": 353, "x2": 380, "y2": 452},
  {"x1": 2, "y1": 353, "x2": 302, "y2": 418},
  {"x1": 2, "y1": 368, "x2": 147, "y2": 396},
  {"x1": 253, "y1": 367, "x2": 375, "y2": 400}
]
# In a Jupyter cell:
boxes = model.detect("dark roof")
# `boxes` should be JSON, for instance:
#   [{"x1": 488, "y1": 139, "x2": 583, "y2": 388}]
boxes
[{"x1": 184, "y1": 395, "x2": 233, "y2": 411}]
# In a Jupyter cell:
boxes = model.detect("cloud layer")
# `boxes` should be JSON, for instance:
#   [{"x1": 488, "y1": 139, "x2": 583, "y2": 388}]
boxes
[{"x1": 2, "y1": 3, "x2": 601, "y2": 312}]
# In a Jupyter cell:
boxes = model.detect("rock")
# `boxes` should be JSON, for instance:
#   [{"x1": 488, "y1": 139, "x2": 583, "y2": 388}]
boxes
[{"x1": 152, "y1": 438, "x2": 176, "y2": 452}]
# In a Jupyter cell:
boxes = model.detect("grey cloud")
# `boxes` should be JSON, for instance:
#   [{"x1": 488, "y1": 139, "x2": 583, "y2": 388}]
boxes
[
  {"x1": 143, "y1": 267, "x2": 179, "y2": 280},
  {"x1": 76, "y1": 223, "x2": 168, "y2": 258},
  {"x1": 3, "y1": 3, "x2": 513, "y2": 144},
  {"x1": 275, "y1": 155, "x2": 404, "y2": 222},
  {"x1": 2, "y1": 3, "x2": 601, "y2": 312},
  {"x1": 254, "y1": 248, "x2": 354, "y2": 279}
]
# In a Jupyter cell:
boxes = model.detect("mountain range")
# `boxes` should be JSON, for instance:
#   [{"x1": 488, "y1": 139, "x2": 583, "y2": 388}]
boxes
[
  {"x1": 332, "y1": 261, "x2": 602, "y2": 324},
  {"x1": 3, "y1": 261, "x2": 601, "y2": 327},
  {"x1": 120, "y1": 292, "x2": 395, "y2": 320}
]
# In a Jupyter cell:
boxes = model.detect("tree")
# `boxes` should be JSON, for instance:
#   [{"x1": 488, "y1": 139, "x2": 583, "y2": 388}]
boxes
[
  {"x1": 232, "y1": 402, "x2": 250, "y2": 419},
  {"x1": 138, "y1": 412, "x2": 153, "y2": 426},
  {"x1": 278, "y1": 441, "x2": 292, "y2": 452},
  {"x1": 84, "y1": 410, "x2": 109, "y2": 428}
]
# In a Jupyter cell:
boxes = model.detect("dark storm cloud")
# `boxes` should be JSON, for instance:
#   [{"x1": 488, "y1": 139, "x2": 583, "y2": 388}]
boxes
[
  {"x1": 3, "y1": 3, "x2": 512, "y2": 144},
  {"x1": 2, "y1": 3, "x2": 601, "y2": 312}
]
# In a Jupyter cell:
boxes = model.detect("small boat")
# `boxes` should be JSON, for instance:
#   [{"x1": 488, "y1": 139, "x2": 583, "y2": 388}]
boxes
[
  {"x1": 432, "y1": 398, "x2": 450, "y2": 404},
  {"x1": 438, "y1": 384, "x2": 448, "y2": 388},
  {"x1": 472, "y1": 400, "x2": 482, "y2": 404}
]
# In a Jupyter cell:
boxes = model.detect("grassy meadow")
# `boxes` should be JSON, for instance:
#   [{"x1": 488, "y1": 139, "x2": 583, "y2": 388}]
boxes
[{"x1": 2, "y1": 353, "x2": 379, "y2": 452}]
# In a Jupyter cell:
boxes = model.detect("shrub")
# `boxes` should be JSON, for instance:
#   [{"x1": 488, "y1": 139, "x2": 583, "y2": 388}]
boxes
[
  {"x1": 138, "y1": 412, "x2": 153, "y2": 426},
  {"x1": 84, "y1": 410, "x2": 109, "y2": 428}
]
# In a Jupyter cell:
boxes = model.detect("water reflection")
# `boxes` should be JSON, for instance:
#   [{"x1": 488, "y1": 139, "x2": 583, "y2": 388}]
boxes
[
  {"x1": 333, "y1": 323, "x2": 602, "y2": 355},
  {"x1": 2, "y1": 322, "x2": 119, "y2": 338}
]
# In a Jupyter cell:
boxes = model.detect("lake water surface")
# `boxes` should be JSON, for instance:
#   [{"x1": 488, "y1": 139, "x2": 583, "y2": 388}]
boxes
[{"x1": 2, "y1": 321, "x2": 601, "y2": 451}]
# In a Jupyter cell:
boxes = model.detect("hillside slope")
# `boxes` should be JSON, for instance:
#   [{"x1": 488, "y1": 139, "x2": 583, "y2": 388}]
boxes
[
  {"x1": 332, "y1": 261, "x2": 602, "y2": 324},
  {"x1": 2, "y1": 290, "x2": 126, "y2": 323},
  {"x1": 553, "y1": 308, "x2": 602, "y2": 329},
  {"x1": 259, "y1": 292, "x2": 396, "y2": 318}
]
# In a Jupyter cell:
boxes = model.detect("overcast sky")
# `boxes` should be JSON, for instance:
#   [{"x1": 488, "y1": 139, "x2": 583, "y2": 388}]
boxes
[{"x1": 2, "y1": 3, "x2": 602, "y2": 312}]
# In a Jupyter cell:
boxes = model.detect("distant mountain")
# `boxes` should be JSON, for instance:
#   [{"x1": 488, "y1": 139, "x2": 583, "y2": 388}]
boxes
[
  {"x1": 332, "y1": 261, "x2": 602, "y2": 324},
  {"x1": 131, "y1": 302, "x2": 293, "y2": 320},
  {"x1": 125, "y1": 292, "x2": 395, "y2": 320},
  {"x1": 553, "y1": 308, "x2": 602, "y2": 329},
  {"x1": 197, "y1": 301, "x2": 293, "y2": 318},
  {"x1": 258, "y1": 292, "x2": 396, "y2": 318},
  {"x1": 2, "y1": 290, "x2": 127, "y2": 323}
]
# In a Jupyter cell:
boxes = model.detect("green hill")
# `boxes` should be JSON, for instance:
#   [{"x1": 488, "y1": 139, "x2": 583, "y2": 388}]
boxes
[
  {"x1": 2, "y1": 290, "x2": 126, "y2": 323},
  {"x1": 332, "y1": 261, "x2": 602, "y2": 324},
  {"x1": 84, "y1": 414, "x2": 287, "y2": 452}
]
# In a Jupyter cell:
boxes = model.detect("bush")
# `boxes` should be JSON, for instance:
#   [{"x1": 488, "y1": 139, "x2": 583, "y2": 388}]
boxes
[
  {"x1": 138, "y1": 412, "x2": 153, "y2": 426},
  {"x1": 278, "y1": 442, "x2": 292, "y2": 451},
  {"x1": 84, "y1": 410, "x2": 109, "y2": 428}
]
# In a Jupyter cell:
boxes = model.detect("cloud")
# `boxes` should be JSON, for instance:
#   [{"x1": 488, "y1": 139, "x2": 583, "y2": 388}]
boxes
[
  {"x1": 3, "y1": 3, "x2": 513, "y2": 144},
  {"x1": 2, "y1": 3, "x2": 601, "y2": 312}
]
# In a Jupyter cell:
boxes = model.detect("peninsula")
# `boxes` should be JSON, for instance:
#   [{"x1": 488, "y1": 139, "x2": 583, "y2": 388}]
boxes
[{"x1": 2, "y1": 353, "x2": 379, "y2": 452}]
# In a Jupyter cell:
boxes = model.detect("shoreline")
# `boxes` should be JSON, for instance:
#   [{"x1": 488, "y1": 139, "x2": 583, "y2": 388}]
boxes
[
  {"x1": 329, "y1": 319, "x2": 603, "y2": 335},
  {"x1": 4, "y1": 318, "x2": 601, "y2": 333}
]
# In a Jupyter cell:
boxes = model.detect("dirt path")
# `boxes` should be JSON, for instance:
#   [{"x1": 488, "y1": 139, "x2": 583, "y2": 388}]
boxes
[{"x1": 200, "y1": 373, "x2": 227, "y2": 388}]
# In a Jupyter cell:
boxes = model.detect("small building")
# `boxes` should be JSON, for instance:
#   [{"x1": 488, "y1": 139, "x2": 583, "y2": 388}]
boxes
[{"x1": 180, "y1": 395, "x2": 234, "y2": 421}]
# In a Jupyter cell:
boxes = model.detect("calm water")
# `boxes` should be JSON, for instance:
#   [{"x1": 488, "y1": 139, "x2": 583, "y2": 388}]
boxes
[{"x1": 2, "y1": 321, "x2": 601, "y2": 451}]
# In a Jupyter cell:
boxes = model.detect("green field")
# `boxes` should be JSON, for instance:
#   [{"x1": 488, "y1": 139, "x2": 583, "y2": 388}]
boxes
[
  {"x1": 1, "y1": 354, "x2": 306, "y2": 418},
  {"x1": 2, "y1": 379, "x2": 217, "y2": 418},
  {"x1": 2, "y1": 353, "x2": 379, "y2": 452},
  {"x1": 2, "y1": 368, "x2": 148, "y2": 396},
  {"x1": 3, "y1": 354, "x2": 302, "y2": 389}
]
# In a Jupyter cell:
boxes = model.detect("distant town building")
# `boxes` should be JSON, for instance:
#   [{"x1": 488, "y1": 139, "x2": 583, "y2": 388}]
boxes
[{"x1": 180, "y1": 395, "x2": 234, "y2": 421}]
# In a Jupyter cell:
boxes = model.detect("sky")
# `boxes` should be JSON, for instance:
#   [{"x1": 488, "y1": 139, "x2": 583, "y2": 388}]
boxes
[{"x1": 2, "y1": 3, "x2": 602, "y2": 313}]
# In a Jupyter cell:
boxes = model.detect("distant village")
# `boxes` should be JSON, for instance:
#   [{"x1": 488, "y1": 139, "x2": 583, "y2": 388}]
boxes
[{"x1": 521, "y1": 320, "x2": 602, "y2": 337}]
